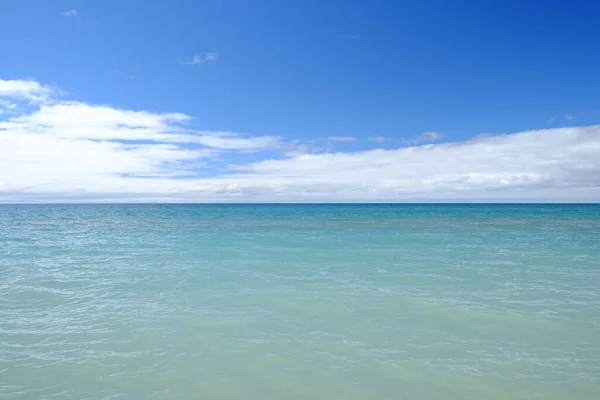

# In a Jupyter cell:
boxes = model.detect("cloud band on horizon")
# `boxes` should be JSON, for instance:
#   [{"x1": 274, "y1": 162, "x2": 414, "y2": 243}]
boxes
[{"x1": 1, "y1": 78, "x2": 599, "y2": 203}]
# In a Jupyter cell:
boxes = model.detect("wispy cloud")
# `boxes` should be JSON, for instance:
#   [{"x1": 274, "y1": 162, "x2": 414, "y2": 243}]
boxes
[
  {"x1": 0, "y1": 78, "x2": 281, "y2": 194},
  {"x1": 408, "y1": 131, "x2": 445, "y2": 144},
  {"x1": 0, "y1": 99, "x2": 18, "y2": 110},
  {"x1": 368, "y1": 136, "x2": 390, "y2": 143},
  {"x1": 115, "y1": 70, "x2": 136, "y2": 80},
  {"x1": 338, "y1": 34, "x2": 358, "y2": 40},
  {"x1": 328, "y1": 136, "x2": 357, "y2": 142},
  {"x1": 60, "y1": 10, "x2": 77, "y2": 17},
  {"x1": 549, "y1": 112, "x2": 587, "y2": 123},
  {"x1": 191, "y1": 132, "x2": 282, "y2": 151},
  {"x1": 177, "y1": 52, "x2": 220, "y2": 66},
  {"x1": 368, "y1": 132, "x2": 444, "y2": 146}
]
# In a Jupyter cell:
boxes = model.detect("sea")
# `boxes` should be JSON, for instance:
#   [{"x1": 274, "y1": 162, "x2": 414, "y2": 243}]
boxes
[{"x1": 1, "y1": 204, "x2": 599, "y2": 399}]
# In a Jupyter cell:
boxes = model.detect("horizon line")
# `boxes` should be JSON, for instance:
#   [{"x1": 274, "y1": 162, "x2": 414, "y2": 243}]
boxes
[{"x1": 1, "y1": 202, "x2": 599, "y2": 206}]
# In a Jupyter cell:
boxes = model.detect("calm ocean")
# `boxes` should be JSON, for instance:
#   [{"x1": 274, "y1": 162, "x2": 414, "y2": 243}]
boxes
[{"x1": 1, "y1": 204, "x2": 599, "y2": 399}]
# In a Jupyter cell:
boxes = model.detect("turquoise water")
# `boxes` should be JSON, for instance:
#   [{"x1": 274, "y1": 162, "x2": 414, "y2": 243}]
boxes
[{"x1": 1, "y1": 204, "x2": 599, "y2": 399}]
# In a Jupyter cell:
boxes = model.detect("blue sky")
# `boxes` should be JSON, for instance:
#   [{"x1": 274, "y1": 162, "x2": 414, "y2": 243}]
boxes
[{"x1": 0, "y1": 1, "x2": 599, "y2": 202}]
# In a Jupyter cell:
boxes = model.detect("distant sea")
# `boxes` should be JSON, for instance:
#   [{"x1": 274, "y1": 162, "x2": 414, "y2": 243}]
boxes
[{"x1": 1, "y1": 204, "x2": 599, "y2": 399}]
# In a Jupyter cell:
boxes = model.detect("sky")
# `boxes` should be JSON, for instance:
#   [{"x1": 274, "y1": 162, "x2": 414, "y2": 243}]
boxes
[{"x1": 0, "y1": 0, "x2": 599, "y2": 202}]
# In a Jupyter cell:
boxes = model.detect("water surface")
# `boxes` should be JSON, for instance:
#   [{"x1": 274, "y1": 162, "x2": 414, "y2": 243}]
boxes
[{"x1": 1, "y1": 204, "x2": 599, "y2": 399}]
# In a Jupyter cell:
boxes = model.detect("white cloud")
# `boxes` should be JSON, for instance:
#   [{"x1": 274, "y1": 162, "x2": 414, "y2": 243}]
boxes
[
  {"x1": 223, "y1": 126, "x2": 600, "y2": 202},
  {"x1": 0, "y1": 79, "x2": 55, "y2": 103},
  {"x1": 1, "y1": 78, "x2": 600, "y2": 203},
  {"x1": 1, "y1": 99, "x2": 280, "y2": 151},
  {"x1": 60, "y1": 10, "x2": 77, "y2": 17},
  {"x1": 328, "y1": 136, "x2": 357, "y2": 142},
  {"x1": 178, "y1": 52, "x2": 220, "y2": 65}
]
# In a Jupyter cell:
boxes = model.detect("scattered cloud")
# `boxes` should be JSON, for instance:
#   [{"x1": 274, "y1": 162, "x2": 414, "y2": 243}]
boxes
[
  {"x1": 178, "y1": 52, "x2": 220, "y2": 65},
  {"x1": 328, "y1": 136, "x2": 358, "y2": 142},
  {"x1": 1, "y1": 78, "x2": 600, "y2": 203},
  {"x1": 0, "y1": 99, "x2": 18, "y2": 111},
  {"x1": 565, "y1": 113, "x2": 576, "y2": 121},
  {"x1": 60, "y1": 10, "x2": 77, "y2": 17}
]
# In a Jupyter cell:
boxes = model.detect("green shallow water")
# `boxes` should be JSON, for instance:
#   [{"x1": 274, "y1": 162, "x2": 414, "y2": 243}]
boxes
[{"x1": 1, "y1": 204, "x2": 599, "y2": 399}]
